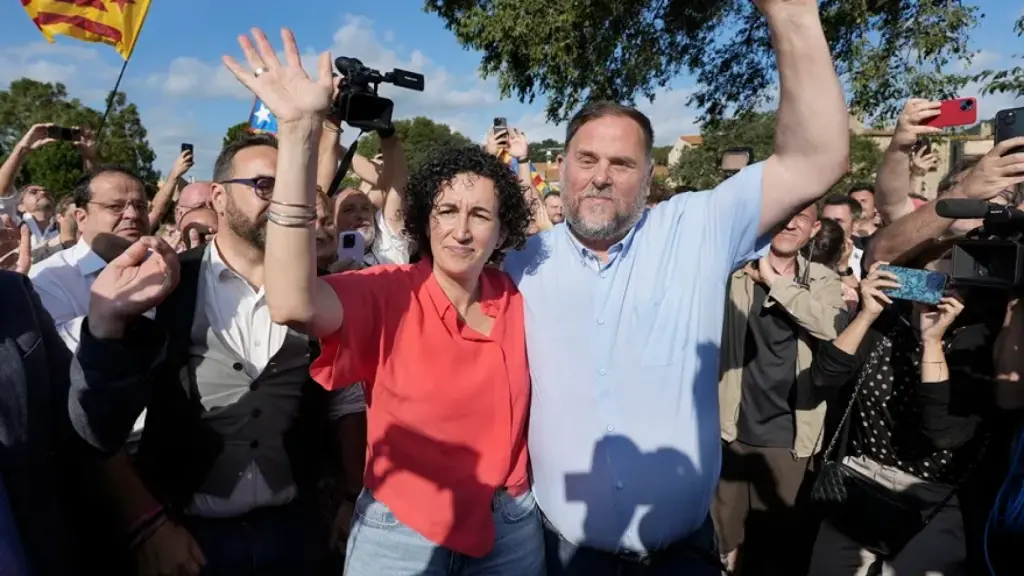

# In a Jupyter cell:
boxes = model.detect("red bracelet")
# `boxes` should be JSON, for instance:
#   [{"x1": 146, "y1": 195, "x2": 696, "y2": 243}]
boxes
[{"x1": 127, "y1": 504, "x2": 165, "y2": 536}]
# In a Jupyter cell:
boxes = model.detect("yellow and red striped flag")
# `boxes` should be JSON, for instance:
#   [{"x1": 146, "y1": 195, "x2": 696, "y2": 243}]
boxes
[
  {"x1": 497, "y1": 150, "x2": 551, "y2": 196},
  {"x1": 22, "y1": 0, "x2": 152, "y2": 60}
]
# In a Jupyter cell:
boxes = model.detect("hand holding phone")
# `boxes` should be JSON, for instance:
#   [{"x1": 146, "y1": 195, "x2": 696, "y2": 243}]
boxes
[
  {"x1": 181, "y1": 143, "x2": 194, "y2": 155},
  {"x1": 45, "y1": 126, "x2": 81, "y2": 141},
  {"x1": 920, "y1": 97, "x2": 977, "y2": 129},
  {"x1": 878, "y1": 264, "x2": 949, "y2": 305}
]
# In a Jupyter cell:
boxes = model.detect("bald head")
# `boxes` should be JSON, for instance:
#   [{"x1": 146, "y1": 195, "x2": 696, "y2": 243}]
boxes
[{"x1": 175, "y1": 181, "x2": 213, "y2": 226}]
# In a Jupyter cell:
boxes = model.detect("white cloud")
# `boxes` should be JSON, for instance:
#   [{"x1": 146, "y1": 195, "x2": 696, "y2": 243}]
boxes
[
  {"x1": 143, "y1": 56, "x2": 250, "y2": 100},
  {"x1": 0, "y1": 42, "x2": 121, "y2": 104}
]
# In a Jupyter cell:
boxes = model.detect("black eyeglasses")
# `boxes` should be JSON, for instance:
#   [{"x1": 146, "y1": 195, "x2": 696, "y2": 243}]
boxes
[
  {"x1": 88, "y1": 199, "x2": 149, "y2": 216},
  {"x1": 218, "y1": 176, "x2": 275, "y2": 200}
]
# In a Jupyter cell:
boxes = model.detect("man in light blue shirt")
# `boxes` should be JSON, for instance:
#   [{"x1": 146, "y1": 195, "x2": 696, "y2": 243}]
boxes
[{"x1": 502, "y1": 1, "x2": 850, "y2": 573}]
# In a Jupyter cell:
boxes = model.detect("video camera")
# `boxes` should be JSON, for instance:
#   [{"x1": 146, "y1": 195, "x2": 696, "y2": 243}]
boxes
[
  {"x1": 331, "y1": 57, "x2": 424, "y2": 132},
  {"x1": 936, "y1": 198, "x2": 1024, "y2": 290}
]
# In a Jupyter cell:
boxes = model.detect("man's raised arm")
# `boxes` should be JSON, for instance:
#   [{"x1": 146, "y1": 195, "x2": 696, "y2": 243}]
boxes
[
  {"x1": 757, "y1": 0, "x2": 849, "y2": 236},
  {"x1": 865, "y1": 137, "x2": 1024, "y2": 267}
]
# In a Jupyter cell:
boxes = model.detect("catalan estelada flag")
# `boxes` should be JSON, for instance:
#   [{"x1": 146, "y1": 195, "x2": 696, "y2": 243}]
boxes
[{"x1": 22, "y1": 0, "x2": 152, "y2": 60}]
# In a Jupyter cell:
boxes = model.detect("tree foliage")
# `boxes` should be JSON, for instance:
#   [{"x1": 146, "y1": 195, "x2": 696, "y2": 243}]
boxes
[
  {"x1": 975, "y1": 16, "x2": 1024, "y2": 102},
  {"x1": 0, "y1": 78, "x2": 158, "y2": 197},
  {"x1": 223, "y1": 122, "x2": 251, "y2": 148},
  {"x1": 354, "y1": 117, "x2": 475, "y2": 171},
  {"x1": 669, "y1": 112, "x2": 883, "y2": 194},
  {"x1": 527, "y1": 138, "x2": 562, "y2": 162},
  {"x1": 652, "y1": 145, "x2": 673, "y2": 167},
  {"x1": 424, "y1": 0, "x2": 978, "y2": 125}
]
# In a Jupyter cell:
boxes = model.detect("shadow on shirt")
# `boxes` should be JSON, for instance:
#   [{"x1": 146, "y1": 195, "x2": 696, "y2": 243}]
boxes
[{"x1": 559, "y1": 342, "x2": 722, "y2": 570}]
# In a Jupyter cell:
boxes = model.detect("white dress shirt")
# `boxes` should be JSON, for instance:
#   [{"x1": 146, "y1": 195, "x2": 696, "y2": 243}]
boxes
[
  {"x1": 188, "y1": 240, "x2": 364, "y2": 518},
  {"x1": 29, "y1": 237, "x2": 108, "y2": 351}
]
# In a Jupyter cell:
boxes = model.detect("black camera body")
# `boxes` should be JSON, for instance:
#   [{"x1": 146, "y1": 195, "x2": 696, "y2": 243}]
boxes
[
  {"x1": 330, "y1": 57, "x2": 424, "y2": 132},
  {"x1": 938, "y1": 199, "x2": 1024, "y2": 290}
]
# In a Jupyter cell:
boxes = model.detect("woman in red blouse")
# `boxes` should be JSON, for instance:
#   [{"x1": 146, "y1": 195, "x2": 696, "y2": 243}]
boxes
[{"x1": 223, "y1": 28, "x2": 544, "y2": 575}]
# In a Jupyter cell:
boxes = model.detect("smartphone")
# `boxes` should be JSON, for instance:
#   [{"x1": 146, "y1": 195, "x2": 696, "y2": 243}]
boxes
[
  {"x1": 721, "y1": 148, "x2": 754, "y2": 172},
  {"x1": 995, "y1": 107, "x2": 1024, "y2": 157},
  {"x1": 337, "y1": 230, "x2": 365, "y2": 263},
  {"x1": 45, "y1": 126, "x2": 80, "y2": 141},
  {"x1": 181, "y1": 143, "x2": 194, "y2": 154},
  {"x1": 492, "y1": 117, "x2": 507, "y2": 132},
  {"x1": 878, "y1": 264, "x2": 949, "y2": 305},
  {"x1": 921, "y1": 97, "x2": 978, "y2": 128}
]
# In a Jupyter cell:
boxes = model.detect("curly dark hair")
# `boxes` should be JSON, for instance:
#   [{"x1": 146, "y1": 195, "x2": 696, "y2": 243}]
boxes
[{"x1": 403, "y1": 144, "x2": 534, "y2": 264}]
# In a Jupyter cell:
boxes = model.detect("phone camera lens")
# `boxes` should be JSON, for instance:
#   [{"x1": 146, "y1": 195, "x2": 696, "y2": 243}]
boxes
[
  {"x1": 960, "y1": 99, "x2": 974, "y2": 112},
  {"x1": 1003, "y1": 111, "x2": 1017, "y2": 125},
  {"x1": 343, "y1": 236, "x2": 355, "y2": 249}
]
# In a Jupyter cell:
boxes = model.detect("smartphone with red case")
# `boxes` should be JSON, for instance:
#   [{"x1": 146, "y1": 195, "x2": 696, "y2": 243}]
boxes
[{"x1": 921, "y1": 97, "x2": 978, "y2": 128}]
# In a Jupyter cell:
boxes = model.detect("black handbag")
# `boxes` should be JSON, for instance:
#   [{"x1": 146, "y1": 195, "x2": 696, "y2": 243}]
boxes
[{"x1": 809, "y1": 341, "x2": 962, "y2": 559}]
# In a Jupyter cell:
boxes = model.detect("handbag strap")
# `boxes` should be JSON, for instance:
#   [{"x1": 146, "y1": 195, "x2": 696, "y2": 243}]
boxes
[{"x1": 820, "y1": 338, "x2": 888, "y2": 463}]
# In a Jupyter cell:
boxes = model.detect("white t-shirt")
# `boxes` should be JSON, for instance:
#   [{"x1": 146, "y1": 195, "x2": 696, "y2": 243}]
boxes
[{"x1": 369, "y1": 210, "x2": 411, "y2": 265}]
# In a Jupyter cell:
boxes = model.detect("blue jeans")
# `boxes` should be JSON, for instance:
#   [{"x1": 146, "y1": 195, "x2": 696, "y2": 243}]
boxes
[
  {"x1": 543, "y1": 514, "x2": 721, "y2": 576},
  {"x1": 344, "y1": 488, "x2": 545, "y2": 576}
]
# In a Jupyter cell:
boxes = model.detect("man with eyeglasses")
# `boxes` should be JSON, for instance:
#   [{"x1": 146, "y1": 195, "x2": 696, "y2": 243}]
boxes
[
  {"x1": 29, "y1": 165, "x2": 152, "y2": 350},
  {"x1": 74, "y1": 134, "x2": 363, "y2": 574}
]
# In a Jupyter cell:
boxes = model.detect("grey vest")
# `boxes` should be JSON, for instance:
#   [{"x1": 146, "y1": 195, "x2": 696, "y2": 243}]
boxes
[{"x1": 186, "y1": 281, "x2": 310, "y2": 498}]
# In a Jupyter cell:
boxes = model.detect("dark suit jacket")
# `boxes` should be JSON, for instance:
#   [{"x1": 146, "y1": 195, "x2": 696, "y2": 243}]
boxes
[{"x1": 0, "y1": 270, "x2": 164, "y2": 574}]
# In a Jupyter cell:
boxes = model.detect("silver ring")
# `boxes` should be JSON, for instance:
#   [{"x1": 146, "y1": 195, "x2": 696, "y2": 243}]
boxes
[{"x1": 254, "y1": 67, "x2": 269, "y2": 77}]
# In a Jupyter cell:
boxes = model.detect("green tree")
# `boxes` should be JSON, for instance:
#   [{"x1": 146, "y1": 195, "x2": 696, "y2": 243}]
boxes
[
  {"x1": 527, "y1": 138, "x2": 562, "y2": 162},
  {"x1": 669, "y1": 112, "x2": 883, "y2": 194},
  {"x1": 354, "y1": 116, "x2": 475, "y2": 171},
  {"x1": 975, "y1": 16, "x2": 1024, "y2": 102},
  {"x1": 0, "y1": 78, "x2": 158, "y2": 197},
  {"x1": 424, "y1": 0, "x2": 977, "y2": 125},
  {"x1": 652, "y1": 145, "x2": 673, "y2": 167},
  {"x1": 223, "y1": 122, "x2": 251, "y2": 147}
]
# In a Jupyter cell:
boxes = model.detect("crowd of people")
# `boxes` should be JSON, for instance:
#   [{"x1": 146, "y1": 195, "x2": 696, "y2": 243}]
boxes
[{"x1": 3, "y1": 2, "x2": 1024, "y2": 576}]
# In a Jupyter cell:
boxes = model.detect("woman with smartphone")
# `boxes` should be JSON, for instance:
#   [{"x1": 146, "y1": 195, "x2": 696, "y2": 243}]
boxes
[
  {"x1": 806, "y1": 250, "x2": 1002, "y2": 576},
  {"x1": 224, "y1": 28, "x2": 542, "y2": 576}
]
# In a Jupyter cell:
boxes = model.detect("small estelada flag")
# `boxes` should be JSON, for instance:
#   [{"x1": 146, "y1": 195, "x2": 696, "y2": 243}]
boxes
[
  {"x1": 21, "y1": 0, "x2": 152, "y2": 61},
  {"x1": 248, "y1": 98, "x2": 278, "y2": 135}
]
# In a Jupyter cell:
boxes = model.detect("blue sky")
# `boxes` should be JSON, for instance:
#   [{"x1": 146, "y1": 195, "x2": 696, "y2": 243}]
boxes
[{"x1": 0, "y1": 0, "x2": 1021, "y2": 179}]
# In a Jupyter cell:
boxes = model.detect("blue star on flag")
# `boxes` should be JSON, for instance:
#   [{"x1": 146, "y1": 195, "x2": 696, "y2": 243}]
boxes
[{"x1": 249, "y1": 98, "x2": 277, "y2": 135}]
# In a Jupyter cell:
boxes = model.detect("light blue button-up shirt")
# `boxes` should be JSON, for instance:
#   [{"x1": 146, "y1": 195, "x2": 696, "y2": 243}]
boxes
[{"x1": 503, "y1": 163, "x2": 768, "y2": 554}]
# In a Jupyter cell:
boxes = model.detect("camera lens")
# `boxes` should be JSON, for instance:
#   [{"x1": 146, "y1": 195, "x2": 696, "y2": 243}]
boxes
[
  {"x1": 1003, "y1": 111, "x2": 1017, "y2": 125},
  {"x1": 960, "y1": 99, "x2": 974, "y2": 112},
  {"x1": 343, "y1": 235, "x2": 355, "y2": 249}
]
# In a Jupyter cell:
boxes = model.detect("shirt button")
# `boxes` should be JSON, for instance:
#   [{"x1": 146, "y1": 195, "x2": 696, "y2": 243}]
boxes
[
  {"x1": 232, "y1": 362, "x2": 244, "y2": 371},
  {"x1": 598, "y1": 368, "x2": 607, "y2": 376},
  {"x1": 254, "y1": 340, "x2": 261, "y2": 347},
  {"x1": 606, "y1": 425, "x2": 614, "y2": 433},
  {"x1": 615, "y1": 481, "x2": 625, "y2": 490},
  {"x1": 249, "y1": 440, "x2": 259, "y2": 449},
  {"x1": 600, "y1": 272, "x2": 607, "y2": 278},
  {"x1": 597, "y1": 318, "x2": 605, "y2": 325}
]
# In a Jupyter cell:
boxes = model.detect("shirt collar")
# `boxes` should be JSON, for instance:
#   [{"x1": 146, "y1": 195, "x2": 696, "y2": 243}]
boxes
[
  {"x1": 418, "y1": 257, "x2": 503, "y2": 322},
  {"x1": 24, "y1": 215, "x2": 56, "y2": 238},
  {"x1": 74, "y1": 237, "x2": 108, "y2": 278},
  {"x1": 207, "y1": 237, "x2": 239, "y2": 282},
  {"x1": 562, "y1": 210, "x2": 646, "y2": 268}
]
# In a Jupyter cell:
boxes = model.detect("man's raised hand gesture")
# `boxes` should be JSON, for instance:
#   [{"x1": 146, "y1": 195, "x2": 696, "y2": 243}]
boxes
[
  {"x1": 88, "y1": 236, "x2": 180, "y2": 339},
  {"x1": 221, "y1": 27, "x2": 333, "y2": 127}
]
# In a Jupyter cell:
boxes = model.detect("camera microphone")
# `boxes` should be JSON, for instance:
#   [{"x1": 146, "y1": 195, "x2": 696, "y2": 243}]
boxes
[
  {"x1": 935, "y1": 198, "x2": 990, "y2": 219},
  {"x1": 936, "y1": 198, "x2": 1024, "y2": 226}
]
